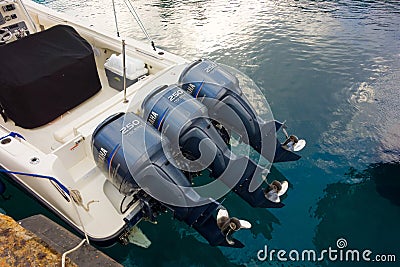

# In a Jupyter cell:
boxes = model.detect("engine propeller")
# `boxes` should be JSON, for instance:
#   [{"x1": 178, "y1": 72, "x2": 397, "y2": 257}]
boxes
[
  {"x1": 217, "y1": 208, "x2": 251, "y2": 245},
  {"x1": 264, "y1": 180, "x2": 289, "y2": 203}
]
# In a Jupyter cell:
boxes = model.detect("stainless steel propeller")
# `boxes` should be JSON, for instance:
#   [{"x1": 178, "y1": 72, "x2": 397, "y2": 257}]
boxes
[{"x1": 217, "y1": 208, "x2": 252, "y2": 245}]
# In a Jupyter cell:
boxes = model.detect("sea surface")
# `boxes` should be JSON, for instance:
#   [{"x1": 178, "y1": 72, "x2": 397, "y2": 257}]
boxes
[{"x1": 1, "y1": 0, "x2": 399, "y2": 266}]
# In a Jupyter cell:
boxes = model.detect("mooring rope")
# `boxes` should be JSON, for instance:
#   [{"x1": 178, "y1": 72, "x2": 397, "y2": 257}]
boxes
[
  {"x1": 0, "y1": 168, "x2": 94, "y2": 266},
  {"x1": 61, "y1": 187, "x2": 91, "y2": 267}
]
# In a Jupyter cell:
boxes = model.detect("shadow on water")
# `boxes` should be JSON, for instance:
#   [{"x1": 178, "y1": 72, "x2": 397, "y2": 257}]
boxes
[
  {"x1": 0, "y1": 174, "x2": 59, "y2": 221},
  {"x1": 313, "y1": 162, "x2": 400, "y2": 266},
  {"x1": 187, "y1": 166, "x2": 285, "y2": 242},
  {"x1": 349, "y1": 162, "x2": 400, "y2": 207}
]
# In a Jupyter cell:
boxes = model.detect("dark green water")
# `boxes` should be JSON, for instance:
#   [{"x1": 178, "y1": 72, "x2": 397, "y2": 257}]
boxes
[{"x1": 1, "y1": 0, "x2": 400, "y2": 266}]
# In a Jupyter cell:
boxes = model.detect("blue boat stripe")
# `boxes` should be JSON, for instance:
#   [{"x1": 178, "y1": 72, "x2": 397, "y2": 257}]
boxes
[{"x1": 156, "y1": 108, "x2": 169, "y2": 130}]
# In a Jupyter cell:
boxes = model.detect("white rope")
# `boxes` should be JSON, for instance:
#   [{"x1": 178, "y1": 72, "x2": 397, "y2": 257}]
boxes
[
  {"x1": 70, "y1": 189, "x2": 90, "y2": 244},
  {"x1": 61, "y1": 189, "x2": 90, "y2": 267},
  {"x1": 61, "y1": 239, "x2": 87, "y2": 266}
]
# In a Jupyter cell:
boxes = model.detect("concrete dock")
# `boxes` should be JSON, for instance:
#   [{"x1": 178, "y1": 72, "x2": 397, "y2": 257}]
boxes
[{"x1": 0, "y1": 213, "x2": 122, "y2": 266}]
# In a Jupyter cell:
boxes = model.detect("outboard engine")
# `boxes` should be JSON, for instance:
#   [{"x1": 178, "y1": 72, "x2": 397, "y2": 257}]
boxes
[
  {"x1": 92, "y1": 112, "x2": 247, "y2": 247},
  {"x1": 141, "y1": 85, "x2": 284, "y2": 208},
  {"x1": 178, "y1": 59, "x2": 305, "y2": 163}
]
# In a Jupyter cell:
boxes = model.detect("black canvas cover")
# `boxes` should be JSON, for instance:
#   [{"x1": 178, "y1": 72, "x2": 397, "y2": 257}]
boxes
[{"x1": 0, "y1": 25, "x2": 101, "y2": 129}]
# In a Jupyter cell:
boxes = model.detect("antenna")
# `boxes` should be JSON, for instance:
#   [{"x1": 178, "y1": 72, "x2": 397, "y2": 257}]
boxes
[
  {"x1": 123, "y1": 0, "x2": 159, "y2": 52},
  {"x1": 122, "y1": 39, "x2": 128, "y2": 103},
  {"x1": 111, "y1": 0, "x2": 120, "y2": 37}
]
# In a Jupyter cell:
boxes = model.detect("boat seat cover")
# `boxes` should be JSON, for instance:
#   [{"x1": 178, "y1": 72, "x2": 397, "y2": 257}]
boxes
[{"x1": 0, "y1": 25, "x2": 101, "y2": 129}]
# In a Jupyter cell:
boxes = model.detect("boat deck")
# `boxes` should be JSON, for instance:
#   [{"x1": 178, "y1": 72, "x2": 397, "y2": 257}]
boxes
[
  {"x1": 0, "y1": 64, "x2": 152, "y2": 154},
  {"x1": 0, "y1": 0, "x2": 189, "y2": 245}
]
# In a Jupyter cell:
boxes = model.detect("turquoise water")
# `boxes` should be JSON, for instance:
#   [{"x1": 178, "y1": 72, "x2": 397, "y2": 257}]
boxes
[{"x1": 1, "y1": 0, "x2": 400, "y2": 266}]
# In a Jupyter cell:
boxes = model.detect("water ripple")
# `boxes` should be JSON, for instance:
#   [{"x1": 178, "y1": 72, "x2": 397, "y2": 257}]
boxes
[{"x1": 350, "y1": 82, "x2": 376, "y2": 103}]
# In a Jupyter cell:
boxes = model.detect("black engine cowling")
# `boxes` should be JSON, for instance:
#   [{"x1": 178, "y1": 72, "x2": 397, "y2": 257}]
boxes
[
  {"x1": 179, "y1": 58, "x2": 302, "y2": 163},
  {"x1": 141, "y1": 85, "x2": 284, "y2": 208},
  {"x1": 92, "y1": 112, "x2": 244, "y2": 247}
]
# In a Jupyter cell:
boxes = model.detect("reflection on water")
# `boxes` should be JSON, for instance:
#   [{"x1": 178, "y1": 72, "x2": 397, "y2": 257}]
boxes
[
  {"x1": 350, "y1": 82, "x2": 376, "y2": 104},
  {"x1": 319, "y1": 66, "x2": 400, "y2": 173},
  {"x1": 314, "y1": 162, "x2": 400, "y2": 266}
]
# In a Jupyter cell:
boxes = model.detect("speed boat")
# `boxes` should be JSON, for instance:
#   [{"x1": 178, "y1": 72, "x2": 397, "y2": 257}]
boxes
[{"x1": 0, "y1": 0, "x2": 305, "y2": 248}]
